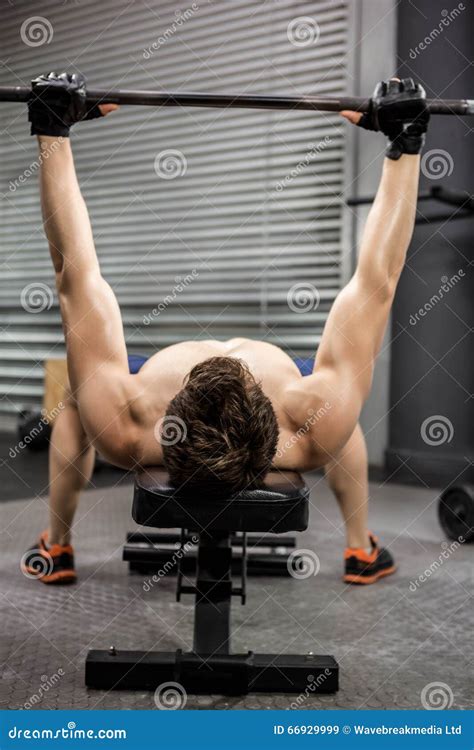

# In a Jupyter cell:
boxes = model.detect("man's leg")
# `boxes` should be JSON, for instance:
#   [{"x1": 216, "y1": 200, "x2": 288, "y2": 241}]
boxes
[
  {"x1": 324, "y1": 423, "x2": 370, "y2": 549},
  {"x1": 48, "y1": 392, "x2": 95, "y2": 546},
  {"x1": 22, "y1": 391, "x2": 94, "y2": 584},
  {"x1": 325, "y1": 424, "x2": 396, "y2": 584}
]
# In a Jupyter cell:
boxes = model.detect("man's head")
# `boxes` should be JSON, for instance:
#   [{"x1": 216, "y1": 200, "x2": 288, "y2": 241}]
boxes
[{"x1": 162, "y1": 356, "x2": 279, "y2": 497}]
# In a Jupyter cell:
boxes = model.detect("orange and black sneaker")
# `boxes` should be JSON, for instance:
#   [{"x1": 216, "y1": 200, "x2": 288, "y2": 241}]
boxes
[
  {"x1": 344, "y1": 533, "x2": 396, "y2": 585},
  {"x1": 21, "y1": 531, "x2": 76, "y2": 585}
]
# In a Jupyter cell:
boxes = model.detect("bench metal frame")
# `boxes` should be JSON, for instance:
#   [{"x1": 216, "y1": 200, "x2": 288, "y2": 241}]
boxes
[
  {"x1": 86, "y1": 527, "x2": 338, "y2": 694},
  {"x1": 123, "y1": 530, "x2": 303, "y2": 577}
]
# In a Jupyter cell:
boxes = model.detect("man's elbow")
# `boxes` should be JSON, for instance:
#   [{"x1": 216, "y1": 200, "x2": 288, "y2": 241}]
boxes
[
  {"x1": 356, "y1": 268, "x2": 397, "y2": 307},
  {"x1": 56, "y1": 266, "x2": 103, "y2": 298}
]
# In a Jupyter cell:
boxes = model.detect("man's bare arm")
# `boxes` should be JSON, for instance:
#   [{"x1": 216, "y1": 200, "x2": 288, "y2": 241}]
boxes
[
  {"x1": 285, "y1": 154, "x2": 420, "y2": 460},
  {"x1": 38, "y1": 133, "x2": 136, "y2": 462},
  {"x1": 320, "y1": 154, "x2": 419, "y2": 434},
  {"x1": 315, "y1": 154, "x2": 420, "y2": 397},
  {"x1": 284, "y1": 79, "x2": 429, "y2": 460}
]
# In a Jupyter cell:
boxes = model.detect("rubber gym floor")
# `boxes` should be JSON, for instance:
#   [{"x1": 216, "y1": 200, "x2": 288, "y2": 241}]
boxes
[{"x1": 0, "y1": 468, "x2": 471, "y2": 710}]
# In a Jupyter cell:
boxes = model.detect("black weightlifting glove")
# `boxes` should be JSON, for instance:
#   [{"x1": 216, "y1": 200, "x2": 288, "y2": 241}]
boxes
[
  {"x1": 357, "y1": 78, "x2": 430, "y2": 160},
  {"x1": 28, "y1": 72, "x2": 103, "y2": 137}
]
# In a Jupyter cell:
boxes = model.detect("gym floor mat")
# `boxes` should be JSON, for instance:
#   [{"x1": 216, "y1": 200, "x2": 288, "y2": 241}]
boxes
[{"x1": 0, "y1": 473, "x2": 471, "y2": 710}]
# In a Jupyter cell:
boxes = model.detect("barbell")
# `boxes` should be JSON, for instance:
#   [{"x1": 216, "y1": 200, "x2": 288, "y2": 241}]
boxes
[{"x1": 0, "y1": 85, "x2": 473, "y2": 115}]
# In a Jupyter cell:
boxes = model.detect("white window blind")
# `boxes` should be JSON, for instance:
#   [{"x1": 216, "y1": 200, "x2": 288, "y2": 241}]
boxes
[{"x1": 0, "y1": 0, "x2": 349, "y2": 417}]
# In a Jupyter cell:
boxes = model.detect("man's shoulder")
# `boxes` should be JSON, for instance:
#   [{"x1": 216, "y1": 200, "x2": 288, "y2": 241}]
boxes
[{"x1": 280, "y1": 371, "x2": 355, "y2": 462}]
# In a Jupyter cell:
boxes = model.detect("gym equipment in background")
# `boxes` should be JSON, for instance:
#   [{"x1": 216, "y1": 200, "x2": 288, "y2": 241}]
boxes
[
  {"x1": 349, "y1": 187, "x2": 473, "y2": 536},
  {"x1": 347, "y1": 185, "x2": 474, "y2": 224},
  {"x1": 438, "y1": 485, "x2": 474, "y2": 543},
  {"x1": 17, "y1": 408, "x2": 51, "y2": 451},
  {"x1": 15, "y1": 358, "x2": 68, "y2": 452}
]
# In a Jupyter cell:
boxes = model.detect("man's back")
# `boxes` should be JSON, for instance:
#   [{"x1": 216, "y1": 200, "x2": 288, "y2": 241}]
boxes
[{"x1": 126, "y1": 338, "x2": 323, "y2": 470}]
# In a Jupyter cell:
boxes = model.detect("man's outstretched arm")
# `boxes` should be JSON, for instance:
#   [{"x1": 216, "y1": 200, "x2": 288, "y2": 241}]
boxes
[
  {"x1": 32, "y1": 74, "x2": 137, "y2": 463},
  {"x1": 287, "y1": 79, "x2": 429, "y2": 460},
  {"x1": 313, "y1": 153, "x2": 420, "y2": 439}
]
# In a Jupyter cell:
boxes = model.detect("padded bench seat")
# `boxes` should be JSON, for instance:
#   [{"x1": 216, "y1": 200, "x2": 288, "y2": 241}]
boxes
[{"x1": 132, "y1": 467, "x2": 309, "y2": 533}]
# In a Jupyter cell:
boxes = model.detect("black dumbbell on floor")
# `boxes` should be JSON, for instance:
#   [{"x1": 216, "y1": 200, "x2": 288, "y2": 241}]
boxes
[{"x1": 438, "y1": 485, "x2": 474, "y2": 543}]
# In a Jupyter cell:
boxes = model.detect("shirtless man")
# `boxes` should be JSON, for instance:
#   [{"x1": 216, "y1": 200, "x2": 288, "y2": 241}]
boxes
[{"x1": 23, "y1": 73, "x2": 429, "y2": 586}]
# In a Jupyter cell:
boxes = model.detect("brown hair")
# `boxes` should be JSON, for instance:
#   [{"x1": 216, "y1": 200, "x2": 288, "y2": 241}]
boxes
[{"x1": 162, "y1": 356, "x2": 279, "y2": 497}]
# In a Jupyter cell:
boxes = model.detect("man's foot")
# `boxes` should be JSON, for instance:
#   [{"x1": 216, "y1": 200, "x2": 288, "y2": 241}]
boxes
[
  {"x1": 21, "y1": 531, "x2": 76, "y2": 584},
  {"x1": 343, "y1": 533, "x2": 396, "y2": 584}
]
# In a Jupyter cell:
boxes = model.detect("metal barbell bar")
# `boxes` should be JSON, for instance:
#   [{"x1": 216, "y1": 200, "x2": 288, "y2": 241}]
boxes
[{"x1": 0, "y1": 85, "x2": 473, "y2": 115}]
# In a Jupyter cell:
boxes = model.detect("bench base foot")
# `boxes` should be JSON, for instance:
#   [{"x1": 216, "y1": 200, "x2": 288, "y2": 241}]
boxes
[{"x1": 85, "y1": 649, "x2": 339, "y2": 694}]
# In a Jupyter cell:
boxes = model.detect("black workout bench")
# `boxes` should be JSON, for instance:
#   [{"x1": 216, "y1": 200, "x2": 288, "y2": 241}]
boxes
[{"x1": 85, "y1": 468, "x2": 339, "y2": 695}]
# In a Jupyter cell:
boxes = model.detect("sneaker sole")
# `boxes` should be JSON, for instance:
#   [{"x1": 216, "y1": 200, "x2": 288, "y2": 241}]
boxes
[
  {"x1": 22, "y1": 565, "x2": 76, "y2": 585},
  {"x1": 343, "y1": 565, "x2": 397, "y2": 585}
]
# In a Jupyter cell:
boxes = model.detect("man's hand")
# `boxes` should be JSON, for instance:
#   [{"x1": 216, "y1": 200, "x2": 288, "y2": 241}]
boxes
[
  {"x1": 341, "y1": 77, "x2": 430, "y2": 160},
  {"x1": 28, "y1": 71, "x2": 118, "y2": 137}
]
